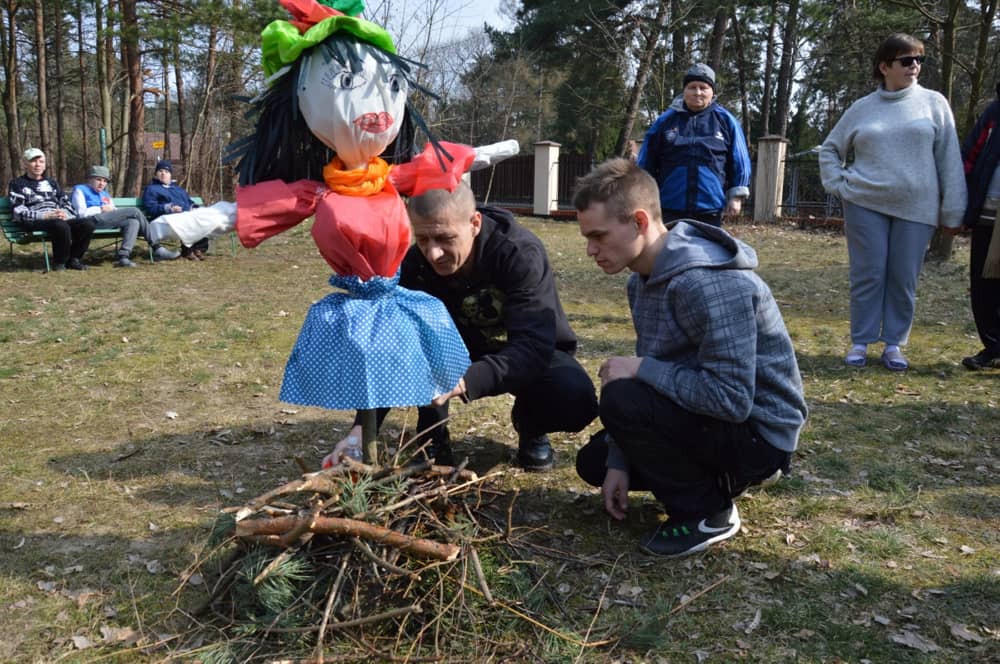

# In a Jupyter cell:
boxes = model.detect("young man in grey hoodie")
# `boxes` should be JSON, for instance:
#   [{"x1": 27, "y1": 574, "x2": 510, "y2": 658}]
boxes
[{"x1": 573, "y1": 158, "x2": 807, "y2": 558}]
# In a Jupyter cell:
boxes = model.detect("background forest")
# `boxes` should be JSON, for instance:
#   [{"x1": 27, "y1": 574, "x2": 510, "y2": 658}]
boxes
[{"x1": 2, "y1": 0, "x2": 999, "y2": 202}]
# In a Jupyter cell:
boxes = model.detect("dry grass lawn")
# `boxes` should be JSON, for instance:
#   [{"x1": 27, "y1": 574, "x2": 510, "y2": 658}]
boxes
[{"x1": 0, "y1": 219, "x2": 997, "y2": 662}]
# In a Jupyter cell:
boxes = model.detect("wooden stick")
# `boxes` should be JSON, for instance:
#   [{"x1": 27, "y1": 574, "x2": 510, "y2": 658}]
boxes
[
  {"x1": 368, "y1": 471, "x2": 504, "y2": 518},
  {"x1": 351, "y1": 536, "x2": 420, "y2": 579},
  {"x1": 315, "y1": 554, "x2": 350, "y2": 661},
  {"x1": 265, "y1": 604, "x2": 422, "y2": 633},
  {"x1": 456, "y1": 579, "x2": 615, "y2": 648},
  {"x1": 235, "y1": 515, "x2": 460, "y2": 561},
  {"x1": 468, "y1": 545, "x2": 493, "y2": 605},
  {"x1": 240, "y1": 472, "x2": 347, "y2": 512},
  {"x1": 667, "y1": 575, "x2": 729, "y2": 615}
]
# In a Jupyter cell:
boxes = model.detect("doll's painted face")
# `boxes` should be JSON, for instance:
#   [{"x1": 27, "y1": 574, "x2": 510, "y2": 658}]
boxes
[{"x1": 298, "y1": 43, "x2": 408, "y2": 170}]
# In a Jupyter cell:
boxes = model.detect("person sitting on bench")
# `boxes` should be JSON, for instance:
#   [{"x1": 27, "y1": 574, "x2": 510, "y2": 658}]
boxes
[
  {"x1": 70, "y1": 164, "x2": 179, "y2": 265},
  {"x1": 8, "y1": 148, "x2": 94, "y2": 272}
]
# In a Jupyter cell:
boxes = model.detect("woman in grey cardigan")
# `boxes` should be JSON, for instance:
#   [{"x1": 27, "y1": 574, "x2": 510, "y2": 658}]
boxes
[{"x1": 819, "y1": 33, "x2": 966, "y2": 371}]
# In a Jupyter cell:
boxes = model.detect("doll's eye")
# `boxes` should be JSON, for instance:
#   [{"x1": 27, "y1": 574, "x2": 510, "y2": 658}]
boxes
[
  {"x1": 336, "y1": 70, "x2": 365, "y2": 89},
  {"x1": 389, "y1": 74, "x2": 405, "y2": 94}
]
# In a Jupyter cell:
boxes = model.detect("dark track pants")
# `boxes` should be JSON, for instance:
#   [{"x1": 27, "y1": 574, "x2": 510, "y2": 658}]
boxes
[{"x1": 576, "y1": 378, "x2": 789, "y2": 520}]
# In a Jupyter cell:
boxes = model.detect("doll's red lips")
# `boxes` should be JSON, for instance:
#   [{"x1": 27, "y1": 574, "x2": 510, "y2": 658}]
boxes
[{"x1": 354, "y1": 112, "x2": 393, "y2": 133}]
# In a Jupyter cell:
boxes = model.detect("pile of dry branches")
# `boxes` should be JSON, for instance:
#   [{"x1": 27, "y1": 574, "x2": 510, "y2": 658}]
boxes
[{"x1": 179, "y1": 457, "x2": 612, "y2": 662}]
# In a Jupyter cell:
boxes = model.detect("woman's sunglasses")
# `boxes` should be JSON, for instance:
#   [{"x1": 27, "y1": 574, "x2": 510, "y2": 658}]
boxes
[{"x1": 893, "y1": 55, "x2": 925, "y2": 67}]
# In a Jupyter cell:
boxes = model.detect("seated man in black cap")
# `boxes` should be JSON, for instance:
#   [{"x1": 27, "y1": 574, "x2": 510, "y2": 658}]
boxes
[
  {"x1": 71, "y1": 164, "x2": 179, "y2": 265},
  {"x1": 142, "y1": 159, "x2": 210, "y2": 260},
  {"x1": 8, "y1": 148, "x2": 94, "y2": 271}
]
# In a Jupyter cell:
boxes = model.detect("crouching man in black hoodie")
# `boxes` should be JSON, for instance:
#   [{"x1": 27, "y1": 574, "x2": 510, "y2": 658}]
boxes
[{"x1": 323, "y1": 183, "x2": 598, "y2": 471}]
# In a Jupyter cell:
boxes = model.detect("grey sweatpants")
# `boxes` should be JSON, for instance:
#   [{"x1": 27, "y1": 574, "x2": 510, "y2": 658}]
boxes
[
  {"x1": 843, "y1": 201, "x2": 937, "y2": 346},
  {"x1": 90, "y1": 208, "x2": 150, "y2": 255}
]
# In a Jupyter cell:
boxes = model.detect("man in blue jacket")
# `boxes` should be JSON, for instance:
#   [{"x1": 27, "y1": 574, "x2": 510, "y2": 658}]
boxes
[
  {"x1": 142, "y1": 159, "x2": 208, "y2": 260},
  {"x1": 637, "y1": 63, "x2": 751, "y2": 226},
  {"x1": 573, "y1": 159, "x2": 806, "y2": 558}
]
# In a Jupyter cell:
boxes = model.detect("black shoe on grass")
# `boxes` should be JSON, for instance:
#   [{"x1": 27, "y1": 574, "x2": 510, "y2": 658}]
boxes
[
  {"x1": 640, "y1": 504, "x2": 741, "y2": 558},
  {"x1": 962, "y1": 349, "x2": 1000, "y2": 370},
  {"x1": 516, "y1": 434, "x2": 554, "y2": 472}
]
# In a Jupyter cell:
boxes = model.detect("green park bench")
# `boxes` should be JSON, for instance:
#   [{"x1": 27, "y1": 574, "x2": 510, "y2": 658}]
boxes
[{"x1": 0, "y1": 195, "x2": 235, "y2": 271}]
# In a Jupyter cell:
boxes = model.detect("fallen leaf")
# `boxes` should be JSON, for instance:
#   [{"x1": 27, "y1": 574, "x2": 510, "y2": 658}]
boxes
[
  {"x1": 121, "y1": 336, "x2": 129, "y2": 344},
  {"x1": 72, "y1": 635, "x2": 92, "y2": 650},
  {"x1": 556, "y1": 582, "x2": 571, "y2": 595},
  {"x1": 891, "y1": 630, "x2": 940, "y2": 653},
  {"x1": 744, "y1": 608, "x2": 762, "y2": 634},
  {"x1": 873, "y1": 614, "x2": 891, "y2": 625},
  {"x1": 949, "y1": 623, "x2": 984, "y2": 643},
  {"x1": 145, "y1": 560, "x2": 163, "y2": 574},
  {"x1": 164, "y1": 411, "x2": 178, "y2": 420},
  {"x1": 795, "y1": 628, "x2": 815, "y2": 638},
  {"x1": 616, "y1": 582, "x2": 643, "y2": 598},
  {"x1": 854, "y1": 583, "x2": 868, "y2": 597},
  {"x1": 959, "y1": 545, "x2": 975, "y2": 555},
  {"x1": 100, "y1": 624, "x2": 138, "y2": 644}
]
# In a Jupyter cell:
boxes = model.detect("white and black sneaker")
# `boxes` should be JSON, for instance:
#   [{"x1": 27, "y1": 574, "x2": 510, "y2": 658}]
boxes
[{"x1": 640, "y1": 504, "x2": 741, "y2": 558}]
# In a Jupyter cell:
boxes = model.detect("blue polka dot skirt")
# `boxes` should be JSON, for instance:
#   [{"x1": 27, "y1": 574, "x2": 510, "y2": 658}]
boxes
[{"x1": 280, "y1": 273, "x2": 471, "y2": 410}]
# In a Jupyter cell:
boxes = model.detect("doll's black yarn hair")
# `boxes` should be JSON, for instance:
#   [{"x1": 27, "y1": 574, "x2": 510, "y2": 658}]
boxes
[{"x1": 225, "y1": 33, "x2": 447, "y2": 186}]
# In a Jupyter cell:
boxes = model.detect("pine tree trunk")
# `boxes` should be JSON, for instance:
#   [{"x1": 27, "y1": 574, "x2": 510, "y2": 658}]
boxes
[
  {"x1": 173, "y1": 39, "x2": 188, "y2": 167},
  {"x1": 760, "y1": 0, "x2": 777, "y2": 136},
  {"x1": 33, "y1": 0, "x2": 50, "y2": 153},
  {"x1": 53, "y1": 0, "x2": 66, "y2": 182},
  {"x1": 614, "y1": 1, "x2": 669, "y2": 157},
  {"x1": 96, "y1": 0, "x2": 113, "y2": 171},
  {"x1": 774, "y1": 0, "x2": 799, "y2": 138},
  {"x1": 76, "y1": 2, "x2": 89, "y2": 167},
  {"x1": 2, "y1": 1, "x2": 21, "y2": 177},
  {"x1": 121, "y1": 0, "x2": 144, "y2": 196},
  {"x1": 707, "y1": 4, "x2": 728, "y2": 74}
]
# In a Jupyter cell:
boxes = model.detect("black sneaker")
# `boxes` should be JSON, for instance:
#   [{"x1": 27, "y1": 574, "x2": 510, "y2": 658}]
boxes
[
  {"x1": 516, "y1": 434, "x2": 554, "y2": 472},
  {"x1": 962, "y1": 349, "x2": 1000, "y2": 370},
  {"x1": 66, "y1": 258, "x2": 87, "y2": 270},
  {"x1": 640, "y1": 504, "x2": 741, "y2": 558}
]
